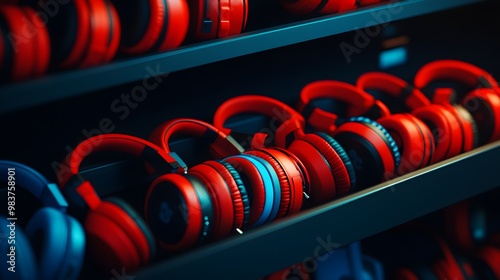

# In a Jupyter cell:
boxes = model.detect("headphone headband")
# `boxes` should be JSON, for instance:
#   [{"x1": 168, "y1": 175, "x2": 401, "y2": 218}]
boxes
[
  {"x1": 357, "y1": 72, "x2": 431, "y2": 111},
  {"x1": 149, "y1": 118, "x2": 244, "y2": 159},
  {"x1": 297, "y1": 80, "x2": 389, "y2": 132},
  {"x1": 414, "y1": 60, "x2": 499, "y2": 90},
  {"x1": 213, "y1": 95, "x2": 305, "y2": 148},
  {"x1": 0, "y1": 160, "x2": 68, "y2": 211}
]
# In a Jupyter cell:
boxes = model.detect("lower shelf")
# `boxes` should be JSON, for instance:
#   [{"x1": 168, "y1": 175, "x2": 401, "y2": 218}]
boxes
[{"x1": 135, "y1": 140, "x2": 500, "y2": 280}]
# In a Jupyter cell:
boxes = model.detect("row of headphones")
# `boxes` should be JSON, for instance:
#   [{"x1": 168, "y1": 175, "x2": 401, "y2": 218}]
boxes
[
  {"x1": 0, "y1": 0, "x2": 247, "y2": 81},
  {"x1": 213, "y1": 59, "x2": 500, "y2": 201},
  {"x1": 3, "y1": 59, "x2": 498, "y2": 276}
]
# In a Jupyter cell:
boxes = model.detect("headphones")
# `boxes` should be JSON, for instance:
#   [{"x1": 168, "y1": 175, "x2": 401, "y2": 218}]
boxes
[
  {"x1": 147, "y1": 118, "x2": 255, "y2": 251},
  {"x1": 280, "y1": 0, "x2": 358, "y2": 16},
  {"x1": 0, "y1": 160, "x2": 85, "y2": 280},
  {"x1": 0, "y1": 4, "x2": 50, "y2": 81},
  {"x1": 414, "y1": 59, "x2": 500, "y2": 146},
  {"x1": 297, "y1": 80, "x2": 400, "y2": 188},
  {"x1": 214, "y1": 95, "x2": 347, "y2": 207},
  {"x1": 57, "y1": 134, "x2": 186, "y2": 272},
  {"x1": 112, "y1": 0, "x2": 189, "y2": 55},
  {"x1": 35, "y1": 0, "x2": 121, "y2": 69},
  {"x1": 358, "y1": 71, "x2": 476, "y2": 164},
  {"x1": 187, "y1": 0, "x2": 248, "y2": 41},
  {"x1": 357, "y1": 72, "x2": 436, "y2": 175}
]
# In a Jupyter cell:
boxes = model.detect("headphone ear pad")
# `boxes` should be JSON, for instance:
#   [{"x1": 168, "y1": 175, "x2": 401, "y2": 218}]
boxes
[
  {"x1": 24, "y1": 208, "x2": 73, "y2": 280},
  {"x1": 0, "y1": 216, "x2": 38, "y2": 280},
  {"x1": 219, "y1": 160, "x2": 250, "y2": 228},
  {"x1": 85, "y1": 199, "x2": 152, "y2": 271}
]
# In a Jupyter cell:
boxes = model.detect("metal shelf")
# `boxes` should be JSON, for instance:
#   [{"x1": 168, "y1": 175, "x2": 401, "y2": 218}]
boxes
[
  {"x1": 134, "y1": 141, "x2": 500, "y2": 280},
  {"x1": 0, "y1": 0, "x2": 486, "y2": 115}
]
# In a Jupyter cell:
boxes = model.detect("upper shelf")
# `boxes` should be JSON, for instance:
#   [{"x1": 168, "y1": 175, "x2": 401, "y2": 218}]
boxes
[
  {"x1": 0, "y1": 0, "x2": 486, "y2": 115},
  {"x1": 134, "y1": 140, "x2": 500, "y2": 280}
]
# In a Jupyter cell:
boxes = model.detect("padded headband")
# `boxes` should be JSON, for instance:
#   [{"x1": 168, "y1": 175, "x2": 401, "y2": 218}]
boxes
[
  {"x1": 297, "y1": 80, "x2": 390, "y2": 133},
  {"x1": 150, "y1": 118, "x2": 244, "y2": 159},
  {"x1": 0, "y1": 160, "x2": 67, "y2": 211},
  {"x1": 213, "y1": 95, "x2": 306, "y2": 148},
  {"x1": 414, "y1": 60, "x2": 499, "y2": 90},
  {"x1": 357, "y1": 72, "x2": 431, "y2": 110}
]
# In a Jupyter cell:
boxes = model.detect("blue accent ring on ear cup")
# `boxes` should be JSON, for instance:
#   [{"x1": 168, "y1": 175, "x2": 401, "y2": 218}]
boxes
[
  {"x1": 218, "y1": 160, "x2": 251, "y2": 228},
  {"x1": 24, "y1": 208, "x2": 70, "y2": 280},
  {"x1": 349, "y1": 116, "x2": 401, "y2": 169},
  {"x1": 245, "y1": 154, "x2": 281, "y2": 224},
  {"x1": 316, "y1": 132, "x2": 357, "y2": 192},
  {"x1": 0, "y1": 215, "x2": 38, "y2": 280},
  {"x1": 225, "y1": 155, "x2": 275, "y2": 227}
]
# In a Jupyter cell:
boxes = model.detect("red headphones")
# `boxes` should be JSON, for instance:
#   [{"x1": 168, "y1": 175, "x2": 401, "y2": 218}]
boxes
[
  {"x1": 147, "y1": 118, "x2": 251, "y2": 250},
  {"x1": 0, "y1": 5, "x2": 50, "y2": 81},
  {"x1": 188, "y1": 0, "x2": 248, "y2": 41},
  {"x1": 358, "y1": 71, "x2": 475, "y2": 164},
  {"x1": 280, "y1": 0, "x2": 358, "y2": 16},
  {"x1": 57, "y1": 134, "x2": 185, "y2": 272},
  {"x1": 112, "y1": 0, "x2": 189, "y2": 55},
  {"x1": 214, "y1": 95, "x2": 349, "y2": 206},
  {"x1": 297, "y1": 80, "x2": 400, "y2": 187},
  {"x1": 414, "y1": 59, "x2": 500, "y2": 146},
  {"x1": 357, "y1": 72, "x2": 436, "y2": 175},
  {"x1": 42, "y1": 0, "x2": 120, "y2": 69}
]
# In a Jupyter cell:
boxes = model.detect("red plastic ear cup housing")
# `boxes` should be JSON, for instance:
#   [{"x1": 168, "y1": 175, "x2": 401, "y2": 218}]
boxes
[
  {"x1": 113, "y1": 0, "x2": 189, "y2": 54},
  {"x1": 145, "y1": 173, "x2": 214, "y2": 252},
  {"x1": 0, "y1": 5, "x2": 36, "y2": 81},
  {"x1": 303, "y1": 133, "x2": 351, "y2": 195},
  {"x1": 280, "y1": 0, "x2": 357, "y2": 16},
  {"x1": 188, "y1": 0, "x2": 247, "y2": 41},
  {"x1": 288, "y1": 138, "x2": 336, "y2": 205},
  {"x1": 378, "y1": 114, "x2": 435, "y2": 175},
  {"x1": 462, "y1": 88, "x2": 500, "y2": 145},
  {"x1": 44, "y1": 0, "x2": 120, "y2": 69},
  {"x1": 412, "y1": 104, "x2": 464, "y2": 163},
  {"x1": 21, "y1": 7, "x2": 51, "y2": 78},
  {"x1": 223, "y1": 156, "x2": 267, "y2": 227},
  {"x1": 85, "y1": 199, "x2": 153, "y2": 271},
  {"x1": 189, "y1": 161, "x2": 239, "y2": 238}
]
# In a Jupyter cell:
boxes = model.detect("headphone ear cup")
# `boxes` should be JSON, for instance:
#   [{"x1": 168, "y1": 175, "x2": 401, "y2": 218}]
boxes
[
  {"x1": 21, "y1": 7, "x2": 51, "y2": 78},
  {"x1": 461, "y1": 88, "x2": 500, "y2": 145},
  {"x1": 0, "y1": 215, "x2": 38, "y2": 280},
  {"x1": 24, "y1": 207, "x2": 81, "y2": 280},
  {"x1": 85, "y1": 198, "x2": 153, "y2": 271},
  {"x1": 189, "y1": 161, "x2": 237, "y2": 239},
  {"x1": 377, "y1": 114, "x2": 435, "y2": 175},
  {"x1": 412, "y1": 104, "x2": 463, "y2": 163}
]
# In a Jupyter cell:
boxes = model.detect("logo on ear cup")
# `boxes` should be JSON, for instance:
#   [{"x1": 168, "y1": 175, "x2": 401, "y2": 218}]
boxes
[
  {"x1": 159, "y1": 202, "x2": 173, "y2": 224},
  {"x1": 348, "y1": 150, "x2": 363, "y2": 170}
]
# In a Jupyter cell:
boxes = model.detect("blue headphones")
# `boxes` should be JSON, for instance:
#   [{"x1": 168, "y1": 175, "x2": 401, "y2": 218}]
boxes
[{"x1": 0, "y1": 160, "x2": 86, "y2": 280}]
